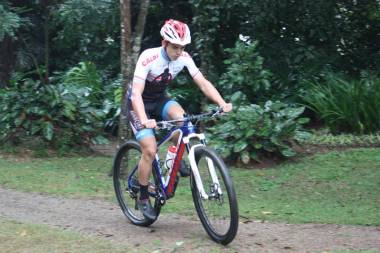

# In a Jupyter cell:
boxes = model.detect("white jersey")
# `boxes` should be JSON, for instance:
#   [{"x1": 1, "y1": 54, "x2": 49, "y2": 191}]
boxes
[{"x1": 132, "y1": 47, "x2": 200, "y2": 102}]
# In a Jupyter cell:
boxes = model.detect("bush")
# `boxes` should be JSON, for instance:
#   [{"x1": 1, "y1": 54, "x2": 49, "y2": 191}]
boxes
[
  {"x1": 218, "y1": 40, "x2": 274, "y2": 103},
  {"x1": 63, "y1": 61, "x2": 121, "y2": 136},
  {"x1": 63, "y1": 61, "x2": 103, "y2": 106},
  {"x1": 103, "y1": 75, "x2": 122, "y2": 135},
  {"x1": 0, "y1": 78, "x2": 107, "y2": 150},
  {"x1": 300, "y1": 73, "x2": 380, "y2": 134},
  {"x1": 210, "y1": 92, "x2": 310, "y2": 164}
]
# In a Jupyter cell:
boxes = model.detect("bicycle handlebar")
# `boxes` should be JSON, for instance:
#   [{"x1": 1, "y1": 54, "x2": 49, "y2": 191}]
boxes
[{"x1": 155, "y1": 108, "x2": 225, "y2": 130}]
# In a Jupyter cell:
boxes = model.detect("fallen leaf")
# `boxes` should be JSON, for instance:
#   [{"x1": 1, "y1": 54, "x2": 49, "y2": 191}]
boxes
[
  {"x1": 175, "y1": 241, "x2": 184, "y2": 247},
  {"x1": 261, "y1": 211, "x2": 272, "y2": 215}
]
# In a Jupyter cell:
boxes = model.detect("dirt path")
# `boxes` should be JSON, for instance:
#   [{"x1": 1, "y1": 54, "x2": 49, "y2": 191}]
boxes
[{"x1": 0, "y1": 187, "x2": 379, "y2": 253}]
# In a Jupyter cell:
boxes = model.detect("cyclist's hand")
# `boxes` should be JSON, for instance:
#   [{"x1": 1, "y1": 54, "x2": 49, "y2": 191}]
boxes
[
  {"x1": 220, "y1": 103, "x2": 233, "y2": 113},
  {"x1": 142, "y1": 119, "x2": 157, "y2": 129}
]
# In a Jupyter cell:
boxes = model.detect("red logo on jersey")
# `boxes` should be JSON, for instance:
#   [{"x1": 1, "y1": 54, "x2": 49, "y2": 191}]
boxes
[{"x1": 142, "y1": 54, "x2": 158, "y2": 66}]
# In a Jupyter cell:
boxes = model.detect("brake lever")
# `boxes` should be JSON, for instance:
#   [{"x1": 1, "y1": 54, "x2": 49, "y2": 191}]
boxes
[
  {"x1": 211, "y1": 107, "x2": 224, "y2": 117},
  {"x1": 156, "y1": 121, "x2": 173, "y2": 130}
]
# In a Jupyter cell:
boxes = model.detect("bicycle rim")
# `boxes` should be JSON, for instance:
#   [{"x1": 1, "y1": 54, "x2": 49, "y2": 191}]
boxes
[
  {"x1": 113, "y1": 140, "x2": 160, "y2": 226},
  {"x1": 191, "y1": 146, "x2": 238, "y2": 245}
]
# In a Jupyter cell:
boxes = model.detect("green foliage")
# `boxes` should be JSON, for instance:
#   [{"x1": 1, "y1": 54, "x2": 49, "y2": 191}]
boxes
[
  {"x1": 52, "y1": 0, "x2": 119, "y2": 72},
  {"x1": 210, "y1": 94, "x2": 310, "y2": 163},
  {"x1": 102, "y1": 76, "x2": 122, "y2": 135},
  {"x1": 242, "y1": 1, "x2": 339, "y2": 83},
  {"x1": 0, "y1": 78, "x2": 106, "y2": 149},
  {"x1": 190, "y1": 0, "x2": 248, "y2": 82},
  {"x1": 219, "y1": 40, "x2": 274, "y2": 102},
  {"x1": 303, "y1": 129, "x2": 380, "y2": 147},
  {"x1": 300, "y1": 74, "x2": 380, "y2": 134},
  {"x1": 191, "y1": 0, "x2": 380, "y2": 98},
  {"x1": 0, "y1": 4, "x2": 22, "y2": 40},
  {"x1": 62, "y1": 61, "x2": 120, "y2": 136},
  {"x1": 63, "y1": 61, "x2": 103, "y2": 105}
]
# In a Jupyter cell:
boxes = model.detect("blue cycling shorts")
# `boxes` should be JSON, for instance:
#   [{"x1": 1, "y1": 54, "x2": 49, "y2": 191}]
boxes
[{"x1": 127, "y1": 96, "x2": 180, "y2": 141}]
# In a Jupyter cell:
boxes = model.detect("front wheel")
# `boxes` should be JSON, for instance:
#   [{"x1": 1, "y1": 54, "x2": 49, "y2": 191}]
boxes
[
  {"x1": 113, "y1": 140, "x2": 161, "y2": 226},
  {"x1": 190, "y1": 146, "x2": 239, "y2": 245}
]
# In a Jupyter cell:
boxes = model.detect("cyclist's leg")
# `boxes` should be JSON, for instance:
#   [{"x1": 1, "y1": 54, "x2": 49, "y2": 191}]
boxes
[
  {"x1": 161, "y1": 99, "x2": 185, "y2": 143},
  {"x1": 127, "y1": 99, "x2": 157, "y2": 220},
  {"x1": 133, "y1": 131, "x2": 157, "y2": 220},
  {"x1": 161, "y1": 99, "x2": 191, "y2": 177},
  {"x1": 137, "y1": 134, "x2": 156, "y2": 186},
  {"x1": 127, "y1": 98, "x2": 156, "y2": 187},
  {"x1": 162, "y1": 99, "x2": 185, "y2": 122}
]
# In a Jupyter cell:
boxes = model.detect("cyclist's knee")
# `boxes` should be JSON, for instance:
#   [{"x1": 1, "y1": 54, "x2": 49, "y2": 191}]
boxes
[
  {"x1": 141, "y1": 146, "x2": 156, "y2": 160},
  {"x1": 140, "y1": 138, "x2": 157, "y2": 161},
  {"x1": 170, "y1": 107, "x2": 185, "y2": 120},
  {"x1": 162, "y1": 100, "x2": 184, "y2": 120}
]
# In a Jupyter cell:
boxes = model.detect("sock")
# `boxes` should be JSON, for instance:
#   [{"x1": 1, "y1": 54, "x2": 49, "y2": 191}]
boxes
[{"x1": 139, "y1": 184, "x2": 149, "y2": 200}]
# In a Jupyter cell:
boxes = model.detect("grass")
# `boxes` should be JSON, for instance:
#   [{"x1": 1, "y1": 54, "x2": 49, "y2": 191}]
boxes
[
  {"x1": 234, "y1": 148, "x2": 380, "y2": 225},
  {"x1": 302, "y1": 129, "x2": 380, "y2": 147},
  {"x1": 0, "y1": 217, "x2": 132, "y2": 253},
  {"x1": 0, "y1": 156, "x2": 115, "y2": 200},
  {"x1": 0, "y1": 148, "x2": 379, "y2": 225}
]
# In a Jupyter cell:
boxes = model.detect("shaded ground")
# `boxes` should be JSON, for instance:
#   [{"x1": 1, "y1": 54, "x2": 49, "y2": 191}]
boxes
[{"x1": 1, "y1": 188, "x2": 379, "y2": 253}]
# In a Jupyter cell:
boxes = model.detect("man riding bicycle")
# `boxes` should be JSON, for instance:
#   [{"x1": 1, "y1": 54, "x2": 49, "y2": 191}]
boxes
[{"x1": 127, "y1": 19, "x2": 232, "y2": 220}]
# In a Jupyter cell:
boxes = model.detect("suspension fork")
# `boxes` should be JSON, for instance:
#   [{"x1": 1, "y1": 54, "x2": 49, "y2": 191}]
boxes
[{"x1": 183, "y1": 133, "x2": 212, "y2": 199}]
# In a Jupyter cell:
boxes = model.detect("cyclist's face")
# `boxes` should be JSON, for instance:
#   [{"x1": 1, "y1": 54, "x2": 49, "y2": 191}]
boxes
[{"x1": 165, "y1": 42, "x2": 185, "y2": 61}]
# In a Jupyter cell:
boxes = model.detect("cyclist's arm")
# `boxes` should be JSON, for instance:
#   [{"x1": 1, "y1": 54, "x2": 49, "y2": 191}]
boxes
[
  {"x1": 130, "y1": 49, "x2": 157, "y2": 128},
  {"x1": 130, "y1": 79, "x2": 157, "y2": 128},
  {"x1": 193, "y1": 73, "x2": 232, "y2": 112}
]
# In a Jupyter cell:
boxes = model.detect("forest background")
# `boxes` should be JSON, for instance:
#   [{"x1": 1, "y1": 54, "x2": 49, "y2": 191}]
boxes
[{"x1": 1, "y1": 0, "x2": 379, "y2": 164}]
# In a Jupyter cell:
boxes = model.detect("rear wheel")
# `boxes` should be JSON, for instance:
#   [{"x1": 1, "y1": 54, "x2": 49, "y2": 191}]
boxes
[
  {"x1": 113, "y1": 140, "x2": 161, "y2": 226},
  {"x1": 190, "y1": 146, "x2": 239, "y2": 245}
]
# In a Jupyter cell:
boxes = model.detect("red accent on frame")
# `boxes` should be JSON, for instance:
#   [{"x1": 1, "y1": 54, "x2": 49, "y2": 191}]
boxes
[{"x1": 167, "y1": 142, "x2": 185, "y2": 195}]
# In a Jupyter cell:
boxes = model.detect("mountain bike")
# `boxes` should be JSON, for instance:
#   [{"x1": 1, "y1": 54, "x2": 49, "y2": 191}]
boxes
[{"x1": 112, "y1": 109, "x2": 238, "y2": 245}]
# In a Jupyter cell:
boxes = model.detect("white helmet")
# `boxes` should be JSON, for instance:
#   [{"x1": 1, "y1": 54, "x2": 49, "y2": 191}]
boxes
[{"x1": 160, "y1": 19, "x2": 191, "y2": 46}]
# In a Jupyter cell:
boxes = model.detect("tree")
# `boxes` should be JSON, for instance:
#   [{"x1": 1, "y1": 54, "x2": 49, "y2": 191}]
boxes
[
  {"x1": 118, "y1": 0, "x2": 150, "y2": 144},
  {"x1": 52, "y1": 0, "x2": 120, "y2": 74},
  {"x1": 0, "y1": 0, "x2": 61, "y2": 86},
  {"x1": 193, "y1": 0, "x2": 380, "y2": 84},
  {"x1": 0, "y1": 2, "x2": 24, "y2": 87}
]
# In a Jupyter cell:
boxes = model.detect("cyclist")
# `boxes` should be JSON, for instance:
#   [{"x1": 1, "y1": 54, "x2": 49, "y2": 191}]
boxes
[{"x1": 127, "y1": 19, "x2": 232, "y2": 220}]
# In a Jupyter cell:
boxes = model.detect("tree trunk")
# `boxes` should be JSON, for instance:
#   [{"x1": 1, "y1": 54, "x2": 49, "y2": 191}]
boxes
[
  {"x1": 44, "y1": 11, "x2": 50, "y2": 84},
  {"x1": 0, "y1": 37, "x2": 16, "y2": 88},
  {"x1": 131, "y1": 0, "x2": 150, "y2": 65},
  {"x1": 118, "y1": 0, "x2": 150, "y2": 146},
  {"x1": 118, "y1": 0, "x2": 132, "y2": 146}
]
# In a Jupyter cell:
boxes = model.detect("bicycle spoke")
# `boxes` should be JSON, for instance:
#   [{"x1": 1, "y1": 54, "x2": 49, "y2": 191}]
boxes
[
  {"x1": 113, "y1": 141, "x2": 160, "y2": 226},
  {"x1": 191, "y1": 146, "x2": 238, "y2": 244},
  {"x1": 197, "y1": 155, "x2": 231, "y2": 234}
]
